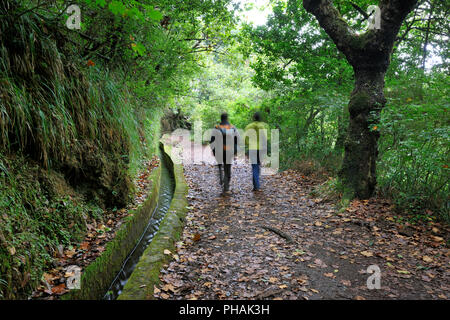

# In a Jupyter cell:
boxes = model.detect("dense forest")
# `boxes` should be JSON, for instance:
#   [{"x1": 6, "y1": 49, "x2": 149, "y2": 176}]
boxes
[{"x1": 0, "y1": 0, "x2": 448, "y2": 301}]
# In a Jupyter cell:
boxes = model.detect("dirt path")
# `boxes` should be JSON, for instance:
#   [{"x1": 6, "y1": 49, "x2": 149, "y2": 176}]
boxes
[{"x1": 154, "y1": 139, "x2": 449, "y2": 300}]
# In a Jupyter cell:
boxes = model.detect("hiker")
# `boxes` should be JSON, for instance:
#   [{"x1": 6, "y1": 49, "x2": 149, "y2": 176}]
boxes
[
  {"x1": 210, "y1": 113, "x2": 239, "y2": 193},
  {"x1": 244, "y1": 112, "x2": 268, "y2": 191}
]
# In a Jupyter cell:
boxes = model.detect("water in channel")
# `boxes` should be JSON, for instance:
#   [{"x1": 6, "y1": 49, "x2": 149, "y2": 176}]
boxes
[{"x1": 103, "y1": 156, "x2": 175, "y2": 300}]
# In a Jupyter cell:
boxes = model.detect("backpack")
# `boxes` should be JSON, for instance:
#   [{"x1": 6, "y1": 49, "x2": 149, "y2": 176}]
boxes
[{"x1": 212, "y1": 124, "x2": 238, "y2": 159}]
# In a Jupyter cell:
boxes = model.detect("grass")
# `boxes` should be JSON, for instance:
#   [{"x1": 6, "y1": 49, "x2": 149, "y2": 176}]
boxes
[
  {"x1": 0, "y1": 153, "x2": 105, "y2": 299},
  {"x1": 0, "y1": 6, "x2": 163, "y2": 299},
  {"x1": 0, "y1": 9, "x2": 164, "y2": 206}
]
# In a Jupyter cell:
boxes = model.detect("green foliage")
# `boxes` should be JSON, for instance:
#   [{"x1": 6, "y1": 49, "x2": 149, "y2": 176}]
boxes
[
  {"x1": 0, "y1": 153, "x2": 104, "y2": 299},
  {"x1": 377, "y1": 72, "x2": 449, "y2": 219},
  {"x1": 311, "y1": 177, "x2": 346, "y2": 200},
  {"x1": 179, "y1": 53, "x2": 267, "y2": 134},
  {"x1": 0, "y1": 0, "x2": 238, "y2": 299},
  {"x1": 239, "y1": 0, "x2": 449, "y2": 220},
  {"x1": 1, "y1": 0, "x2": 447, "y2": 301}
]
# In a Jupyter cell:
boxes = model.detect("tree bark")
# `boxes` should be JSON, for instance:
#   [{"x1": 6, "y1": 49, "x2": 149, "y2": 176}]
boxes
[
  {"x1": 339, "y1": 69, "x2": 385, "y2": 198},
  {"x1": 303, "y1": 0, "x2": 418, "y2": 198}
]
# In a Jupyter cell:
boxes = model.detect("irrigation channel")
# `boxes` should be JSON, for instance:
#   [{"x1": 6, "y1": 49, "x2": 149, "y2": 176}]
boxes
[{"x1": 104, "y1": 152, "x2": 175, "y2": 300}]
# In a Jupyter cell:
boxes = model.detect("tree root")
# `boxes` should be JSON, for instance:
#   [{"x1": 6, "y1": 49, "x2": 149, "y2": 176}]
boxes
[{"x1": 257, "y1": 225, "x2": 295, "y2": 244}]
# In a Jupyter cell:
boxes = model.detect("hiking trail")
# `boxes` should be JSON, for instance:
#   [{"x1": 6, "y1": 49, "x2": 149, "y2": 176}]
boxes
[{"x1": 153, "y1": 137, "x2": 449, "y2": 300}]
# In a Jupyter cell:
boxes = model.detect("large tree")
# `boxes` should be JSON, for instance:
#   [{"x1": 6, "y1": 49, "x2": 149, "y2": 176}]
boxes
[{"x1": 303, "y1": 0, "x2": 418, "y2": 198}]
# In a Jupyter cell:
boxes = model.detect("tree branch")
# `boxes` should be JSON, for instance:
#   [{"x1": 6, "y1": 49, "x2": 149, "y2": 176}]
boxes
[
  {"x1": 350, "y1": 2, "x2": 370, "y2": 20},
  {"x1": 303, "y1": 0, "x2": 356, "y2": 61},
  {"x1": 377, "y1": 0, "x2": 419, "y2": 47},
  {"x1": 303, "y1": 0, "x2": 419, "y2": 69}
]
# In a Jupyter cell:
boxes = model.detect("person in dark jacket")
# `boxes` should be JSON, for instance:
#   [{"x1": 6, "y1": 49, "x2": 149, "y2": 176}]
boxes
[{"x1": 210, "y1": 113, "x2": 239, "y2": 193}]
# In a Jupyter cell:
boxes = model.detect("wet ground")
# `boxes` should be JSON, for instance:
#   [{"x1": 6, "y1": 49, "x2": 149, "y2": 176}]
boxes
[{"x1": 154, "y1": 138, "x2": 449, "y2": 300}]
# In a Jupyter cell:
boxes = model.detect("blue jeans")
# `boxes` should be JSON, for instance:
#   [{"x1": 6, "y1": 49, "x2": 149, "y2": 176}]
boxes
[{"x1": 252, "y1": 164, "x2": 261, "y2": 190}]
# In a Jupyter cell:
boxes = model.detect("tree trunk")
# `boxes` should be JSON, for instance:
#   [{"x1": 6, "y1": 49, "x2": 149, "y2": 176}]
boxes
[
  {"x1": 339, "y1": 69, "x2": 386, "y2": 198},
  {"x1": 303, "y1": 0, "x2": 418, "y2": 199}
]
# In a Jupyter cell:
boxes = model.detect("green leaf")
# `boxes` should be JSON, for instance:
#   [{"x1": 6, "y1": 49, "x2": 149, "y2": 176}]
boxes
[
  {"x1": 148, "y1": 7, "x2": 163, "y2": 21},
  {"x1": 109, "y1": 1, "x2": 126, "y2": 15},
  {"x1": 96, "y1": 0, "x2": 107, "y2": 8},
  {"x1": 131, "y1": 42, "x2": 146, "y2": 56}
]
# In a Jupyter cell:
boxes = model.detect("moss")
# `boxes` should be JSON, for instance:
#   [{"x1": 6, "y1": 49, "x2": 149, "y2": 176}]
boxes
[
  {"x1": 349, "y1": 33, "x2": 371, "y2": 51},
  {"x1": 118, "y1": 143, "x2": 188, "y2": 300},
  {"x1": 63, "y1": 166, "x2": 161, "y2": 300},
  {"x1": 338, "y1": 189, "x2": 353, "y2": 213},
  {"x1": 348, "y1": 91, "x2": 371, "y2": 116},
  {"x1": 63, "y1": 142, "x2": 189, "y2": 300}
]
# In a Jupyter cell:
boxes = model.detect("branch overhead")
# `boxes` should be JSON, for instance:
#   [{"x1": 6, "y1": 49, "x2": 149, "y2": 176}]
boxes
[
  {"x1": 303, "y1": 0, "x2": 419, "y2": 68},
  {"x1": 303, "y1": 0, "x2": 357, "y2": 61}
]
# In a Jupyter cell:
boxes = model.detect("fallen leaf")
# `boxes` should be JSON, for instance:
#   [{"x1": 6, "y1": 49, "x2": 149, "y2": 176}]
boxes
[
  {"x1": 43, "y1": 273, "x2": 56, "y2": 283},
  {"x1": 292, "y1": 250, "x2": 305, "y2": 256},
  {"x1": 431, "y1": 236, "x2": 444, "y2": 242},
  {"x1": 397, "y1": 270, "x2": 409, "y2": 274},
  {"x1": 340, "y1": 280, "x2": 351, "y2": 286},
  {"x1": 360, "y1": 250, "x2": 373, "y2": 257},
  {"x1": 64, "y1": 271, "x2": 74, "y2": 278},
  {"x1": 431, "y1": 227, "x2": 440, "y2": 234},
  {"x1": 162, "y1": 284, "x2": 175, "y2": 292},
  {"x1": 421, "y1": 275, "x2": 431, "y2": 282},
  {"x1": 269, "y1": 277, "x2": 278, "y2": 284},
  {"x1": 314, "y1": 258, "x2": 327, "y2": 268},
  {"x1": 51, "y1": 283, "x2": 67, "y2": 295},
  {"x1": 80, "y1": 242, "x2": 89, "y2": 250},
  {"x1": 65, "y1": 250, "x2": 77, "y2": 259},
  {"x1": 160, "y1": 293, "x2": 170, "y2": 299}
]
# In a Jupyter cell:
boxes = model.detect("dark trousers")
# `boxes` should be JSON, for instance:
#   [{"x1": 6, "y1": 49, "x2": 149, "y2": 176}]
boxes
[
  {"x1": 252, "y1": 164, "x2": 260, "y2": 190},
  {"x1": 218, "y1": 164, "x2": 232, "y2": 192},
  {"x1": 249, "y1": 150, "x2": 261, "y2": 190}
]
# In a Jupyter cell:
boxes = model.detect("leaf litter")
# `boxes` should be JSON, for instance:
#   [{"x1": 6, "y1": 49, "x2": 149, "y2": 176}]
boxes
[{"x1": 153, "y1": 144, "x2": 449, "y2": 300}]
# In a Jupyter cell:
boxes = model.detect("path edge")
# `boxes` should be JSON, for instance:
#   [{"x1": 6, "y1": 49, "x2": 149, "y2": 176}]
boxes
[
  {"x1": 62, "y1": 163, "x2": 162, "y2": 300},
  {"x1": 118, "y1": 142, "x2": 188, "y2": 300}
]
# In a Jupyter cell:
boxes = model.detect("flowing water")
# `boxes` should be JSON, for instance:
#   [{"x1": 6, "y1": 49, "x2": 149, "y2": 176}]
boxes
[{"x1": 103, "y1": 155, "x2": 175, "y2": 300}]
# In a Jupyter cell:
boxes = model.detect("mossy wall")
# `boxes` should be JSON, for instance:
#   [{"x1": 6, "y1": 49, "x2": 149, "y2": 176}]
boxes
[
  {"x1": 63, "y1": 142, "x2": 188, "y2": 300},
  {"x1": 118, "y1": 143, "x2": 188, "y2": 300},
  {"x1": 63, "y1": 166, "x2": 161, "y2": 300}
]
